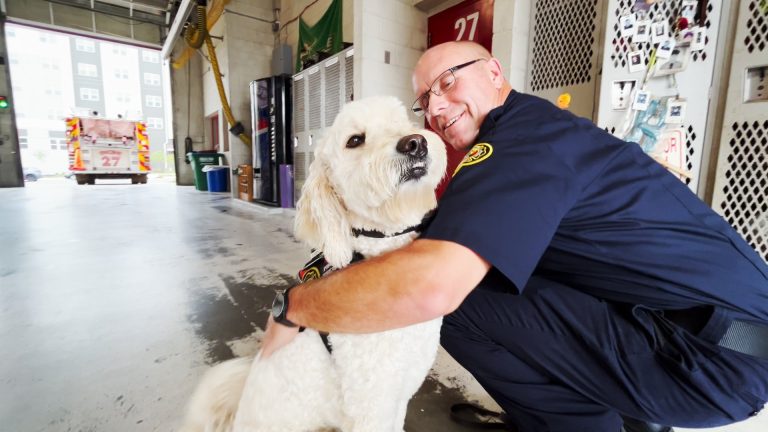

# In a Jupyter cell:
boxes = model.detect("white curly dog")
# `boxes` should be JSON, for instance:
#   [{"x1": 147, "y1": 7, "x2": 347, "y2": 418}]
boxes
[{"x1": 180, "y1": 96, "x2": 448, "y2": 432}]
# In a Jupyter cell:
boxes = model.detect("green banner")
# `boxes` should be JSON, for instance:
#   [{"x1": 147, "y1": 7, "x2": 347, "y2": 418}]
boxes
[{"x1": 296, "y1": 0, "x2": 343, "y2": 72}]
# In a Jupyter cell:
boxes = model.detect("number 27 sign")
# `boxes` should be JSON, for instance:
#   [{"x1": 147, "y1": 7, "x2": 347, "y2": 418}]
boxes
[
  {"x1": 428, "y1": 0, "x2": 494, "y2": 51},
  {"x1": 99, "y1": 149, "x2": 123, "y2": 167}
]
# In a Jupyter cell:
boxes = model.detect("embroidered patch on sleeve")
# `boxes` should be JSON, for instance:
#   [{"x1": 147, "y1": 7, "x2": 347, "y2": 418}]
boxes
[{"x1": 453, "y1": 143, "x2": 493, "y2": 176}]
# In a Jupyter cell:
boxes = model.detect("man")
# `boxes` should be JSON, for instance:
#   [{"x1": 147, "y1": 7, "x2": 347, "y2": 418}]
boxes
[{"x1": 262, "y1": 41, "x2": 768, "y2": 431}]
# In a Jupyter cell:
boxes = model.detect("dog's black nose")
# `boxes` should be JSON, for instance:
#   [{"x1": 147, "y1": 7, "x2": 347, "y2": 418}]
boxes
[{"x1": 396, "y1": 134, "x2": 428, "y2": 158}]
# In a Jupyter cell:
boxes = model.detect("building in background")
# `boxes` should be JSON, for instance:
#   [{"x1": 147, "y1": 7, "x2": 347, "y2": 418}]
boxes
[{"x1": 5, "y1": 23, "x2": 172, "y2": 175}]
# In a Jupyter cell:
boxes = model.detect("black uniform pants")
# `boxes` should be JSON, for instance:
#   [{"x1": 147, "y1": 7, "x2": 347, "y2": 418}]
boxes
[{"x1": 441, "y1": 276, "x2": 768, "y2": 432}]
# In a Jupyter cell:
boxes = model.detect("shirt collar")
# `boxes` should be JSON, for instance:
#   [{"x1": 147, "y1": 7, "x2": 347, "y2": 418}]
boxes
[{"x1": 477, "y1": 89, "x2": 519, "y2": 142}]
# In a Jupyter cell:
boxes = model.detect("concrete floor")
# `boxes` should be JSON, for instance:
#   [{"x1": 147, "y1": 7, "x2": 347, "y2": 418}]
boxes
[
  {"x1": 0, "y1": 177, "x2": 494, "y2": 432},
  {"x1": 1, "y1": 177, "x2": 765, "y2": 432}
]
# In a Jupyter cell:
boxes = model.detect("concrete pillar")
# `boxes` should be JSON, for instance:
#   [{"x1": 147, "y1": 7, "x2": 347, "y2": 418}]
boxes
[
  {"x1": 0, "y1": 17, "x2": 23, "y2": 188},
  {"x1": 170, "y1": 42, "x2": 205, "y2": 186}
]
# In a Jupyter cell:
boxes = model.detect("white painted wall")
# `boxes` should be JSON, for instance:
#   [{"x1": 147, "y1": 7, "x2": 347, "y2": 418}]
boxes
[
  {"x1": 224, "y1": 0, "x2": 275, "y2": 178},
  {"x1": 196, "y1": 0, "x2": 274, "y2": 193},
  {"x1": 492, "y1": 0, "x2": 530, "y2": 91},
  {"x1": 350, "y1": 0, "x2": 530, "y2": 121},
  {"x1": 355, "y1": 0, "x2": 428, "y2": 121},
  {"x1": 170, "y1": 42, "x2": 205, "y2": 185}
]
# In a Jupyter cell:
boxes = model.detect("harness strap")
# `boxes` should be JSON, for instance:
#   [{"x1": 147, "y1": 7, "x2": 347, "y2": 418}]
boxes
[{"x1": 351, "y1": 210, "x2": 436, "y2": 238}]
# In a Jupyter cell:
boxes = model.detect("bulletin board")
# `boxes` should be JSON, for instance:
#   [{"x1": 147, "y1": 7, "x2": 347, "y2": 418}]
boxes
[{"x1": 595, "y1": 0, "x2": 723, "y2": 193}]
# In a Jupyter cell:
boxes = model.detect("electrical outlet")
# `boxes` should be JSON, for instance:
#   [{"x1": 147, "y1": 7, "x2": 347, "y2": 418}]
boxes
[{"x1": 744, "y1": 65, "x2": 768, "y2": 103}]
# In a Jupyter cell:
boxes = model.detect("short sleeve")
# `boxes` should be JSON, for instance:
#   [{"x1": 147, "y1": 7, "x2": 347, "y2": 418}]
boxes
[{"x1": 421, "y1": 131, "x2": 582, "y2": 292}]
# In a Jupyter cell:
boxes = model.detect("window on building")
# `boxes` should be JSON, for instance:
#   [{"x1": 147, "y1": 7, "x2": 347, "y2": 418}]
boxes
[
  {"x1": 145, "y1": 95, "x2": 162, "y2": 108},
  {"x1": 49, "y1": 139, "x2": 67, "y2": 150},
  {"x1": 115, "y1": 93, "x2": 131, "y2": 104},
  {"x1": 80, "y1": 88, "x2": 100, "y2": 101},
  {"x1": 146, "y1": 117, "x2": 163, "y2": 129},
  {"x1": 114, "y1": 68, "x2": 129, "y2": 79},
  {"x1": 75, "y1": 38, "x2": 95, "y2": 52},
  {"x1": 143, "y1": 73, "x2": 161, "y2": 86},
  {"x1": 112, "y1": 46, "x2": 128, "y2": 56},
  {"x1": 142, "y1": 50, "x2": 160, "y2": 63},
  {"x1": 49, "y1": 131, "x2": 67, "y2": 150},
  {"x1": 46, "y1": 110, "x2": 66, "y2": 120},
  {"x1": 78, "y1": 63, "x2": 98, "y2": 77}
]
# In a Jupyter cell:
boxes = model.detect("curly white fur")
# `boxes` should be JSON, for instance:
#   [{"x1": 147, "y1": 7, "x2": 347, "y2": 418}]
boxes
[{"x1": 180, "y1": 96, "x2": 448, "y2": 432}]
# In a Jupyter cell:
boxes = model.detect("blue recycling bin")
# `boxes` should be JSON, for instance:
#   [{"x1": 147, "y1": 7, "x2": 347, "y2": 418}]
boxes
[{"x1": 205, "y1": 166, "x2": 230, "y2": 192}]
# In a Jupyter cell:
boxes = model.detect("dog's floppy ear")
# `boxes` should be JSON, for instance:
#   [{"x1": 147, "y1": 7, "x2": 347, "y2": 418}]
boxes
[{"x1": 294, "y1": 160, "x2": 354, "y2": 267}]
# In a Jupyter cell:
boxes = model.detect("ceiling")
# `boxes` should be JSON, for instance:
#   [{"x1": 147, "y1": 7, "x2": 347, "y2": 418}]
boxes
[{"x1": 46, "y1": 0, "x2": 179, "y2": 27}]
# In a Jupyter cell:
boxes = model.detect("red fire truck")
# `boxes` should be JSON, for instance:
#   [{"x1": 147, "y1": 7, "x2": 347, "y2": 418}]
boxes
[{"x1": 66, "y1": 116, "x2": 151, "y2": 185}]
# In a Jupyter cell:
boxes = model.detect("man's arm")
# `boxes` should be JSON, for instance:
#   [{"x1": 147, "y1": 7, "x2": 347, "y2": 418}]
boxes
[
  {"x1": 260, "y1": 238, "x2": 490, "y2": 358},
  {"x1": 289, "y1": 238, "x2": 491, "y2": 333}
]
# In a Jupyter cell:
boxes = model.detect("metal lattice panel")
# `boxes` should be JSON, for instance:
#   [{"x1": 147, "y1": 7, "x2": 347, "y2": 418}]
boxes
[
  {"x1": 294, "y1": 150, "x2": 308, "y2": 203},
  {"x1": 294, "y1": 77, "x2": 306, "y2": 133},
  {"x1": 719, "y1": 120, "x2": 768, "y2": 261},
  {"x1": 530, "y1": 0, "x2": 598, "y2": 92},
  {"x1": 609, "y1": 0, "x2": 714, "y2": 69},
  {"x1": 345, "y1": 54, "x2": 354, "y2": 102},
  {"x1": 745, "y1": 0, "x2": 768, "y2": 53},
  {"x1": 325, "y1": 61, "x2": 341, "y2": 127},
  {"x1": 682, "y1": 124, "x2": 696, "y2": 186},
  {"x1": 308, "y1": 68, "x2": 322, "y2": 130},
  {"x1": 294, "y1": 151, "x2": 308, "y2": 183},
  {"x1": 597, "y1": 0, "x2": 722, "y2": 193}
]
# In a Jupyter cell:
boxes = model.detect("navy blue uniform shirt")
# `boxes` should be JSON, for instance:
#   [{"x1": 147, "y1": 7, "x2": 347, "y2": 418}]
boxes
[{"x1": 422, "y1": 91, "x2": 768, "y2": 324}]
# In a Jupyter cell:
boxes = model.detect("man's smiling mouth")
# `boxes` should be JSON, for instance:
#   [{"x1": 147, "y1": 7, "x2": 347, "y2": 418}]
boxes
[{"x1": 444, "y1": 112, "x2": 463, "y2": 131}]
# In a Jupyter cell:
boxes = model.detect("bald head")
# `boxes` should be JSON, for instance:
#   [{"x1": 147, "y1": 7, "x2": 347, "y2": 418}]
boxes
[
  {"x1": 413, "y1": 42, "x2": 492, "y2": 90},
  {"x1": 411, "y1": 41, "x2": 511, "y2": 150}
]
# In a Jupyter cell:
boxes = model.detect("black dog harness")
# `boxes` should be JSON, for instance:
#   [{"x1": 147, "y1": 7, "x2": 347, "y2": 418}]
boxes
[{"x1": 295, "y1": 211, "x2": 436, "y2": 353}]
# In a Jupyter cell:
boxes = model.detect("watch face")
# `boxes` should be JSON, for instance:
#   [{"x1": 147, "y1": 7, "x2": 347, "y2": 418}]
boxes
[{"x1": 272, "y1": 292, "x2": 285, "y2": 318}]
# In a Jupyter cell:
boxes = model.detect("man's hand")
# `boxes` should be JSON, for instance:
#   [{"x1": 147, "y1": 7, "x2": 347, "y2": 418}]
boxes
[{"x1": 259, "y1": 315, "x2": 300, "y2": 359}]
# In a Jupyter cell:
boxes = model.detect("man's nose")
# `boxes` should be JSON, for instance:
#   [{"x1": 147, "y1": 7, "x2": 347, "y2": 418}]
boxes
[
  {"x1": 396, "y1": 134, "x2": 428, "y2": 158},
  {"x1": 425, "y1": 92, "x2": 449, "y2": 118}
]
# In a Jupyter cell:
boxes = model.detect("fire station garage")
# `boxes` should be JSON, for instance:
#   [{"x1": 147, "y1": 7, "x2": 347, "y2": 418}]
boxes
[{"x1": 0, "y1": 1, "x2": 766, "y2": 431}]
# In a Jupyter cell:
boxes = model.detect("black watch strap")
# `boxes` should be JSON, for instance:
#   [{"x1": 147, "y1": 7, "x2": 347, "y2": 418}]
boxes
[{"x1": 272, "y1": 287, "x2": 297, "y2": 327}]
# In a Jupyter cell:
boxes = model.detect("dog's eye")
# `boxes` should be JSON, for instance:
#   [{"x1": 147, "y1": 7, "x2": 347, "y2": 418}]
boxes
[{"x1": 346, "y1": 134, "x2": 365, "y2": 148}]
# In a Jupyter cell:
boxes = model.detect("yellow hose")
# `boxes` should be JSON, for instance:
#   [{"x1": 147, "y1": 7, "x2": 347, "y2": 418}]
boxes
[
  {"x1": 183, "y1": 4, "x2": 206, "y2": 49},
  {"x1": 182, "y1": 2, "x2": 250, "y2": 148},
  {"x1": 204, "y1": 34, "x2": 251, "y2": 147}
]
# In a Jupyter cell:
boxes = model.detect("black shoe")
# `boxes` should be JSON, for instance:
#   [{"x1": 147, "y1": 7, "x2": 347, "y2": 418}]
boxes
[{"x1": 621, "y1": 416, "x2": 674, "y2": 432}]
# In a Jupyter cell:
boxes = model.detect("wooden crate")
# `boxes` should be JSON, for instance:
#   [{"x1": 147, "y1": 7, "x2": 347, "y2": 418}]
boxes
[{"x1": 238, "y1": 164, "x2": 253, "y2": 202}]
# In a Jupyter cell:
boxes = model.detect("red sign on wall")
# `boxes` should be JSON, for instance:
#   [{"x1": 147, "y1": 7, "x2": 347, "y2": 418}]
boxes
[
  {"x1": 427, "y1": 0, "x2": 494, "y2": 198},
  {"x1": 428, "y1": 0, "x2": 494, "y2": 49}
]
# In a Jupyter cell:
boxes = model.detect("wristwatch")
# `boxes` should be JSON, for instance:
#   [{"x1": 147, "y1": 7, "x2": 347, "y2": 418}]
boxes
[{"x1": 271, "y1": 287, "x2": 297, "y2": 327}]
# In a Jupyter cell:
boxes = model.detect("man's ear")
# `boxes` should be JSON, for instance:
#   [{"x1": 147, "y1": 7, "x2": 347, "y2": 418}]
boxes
[
  {"x1": 486, "y1": 57, "x2": 505, "y2": 89},
  {"x1": 294, "y1": 160, "x2": 354, "y2": 267}
]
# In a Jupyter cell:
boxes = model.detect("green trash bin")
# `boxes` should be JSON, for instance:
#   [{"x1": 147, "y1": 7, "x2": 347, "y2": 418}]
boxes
[{"x1": 187, "y1": 152, "x2": 224, "y2": 191}]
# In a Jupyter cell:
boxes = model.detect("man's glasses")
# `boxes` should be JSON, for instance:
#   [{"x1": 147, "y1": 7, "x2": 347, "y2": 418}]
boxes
[{"x1": 411, "y1": 58, "x2": 487, "y2": 116}]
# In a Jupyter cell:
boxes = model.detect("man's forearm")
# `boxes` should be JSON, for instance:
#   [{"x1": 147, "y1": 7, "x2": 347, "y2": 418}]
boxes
[{"x1": 286, "y1": 239, "x2": 490, "y2": 333}]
